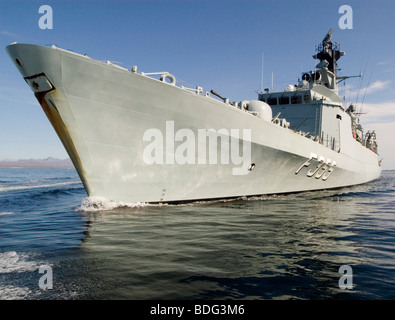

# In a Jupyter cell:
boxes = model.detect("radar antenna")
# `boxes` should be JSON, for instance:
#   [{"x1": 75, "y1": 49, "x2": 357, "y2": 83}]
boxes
[
  {"x1": 313, "y1": 28, "x2": 345, "y2": 78},
  {"x1": 322, "y1": 28, "x2": 334, "y2": 43}
]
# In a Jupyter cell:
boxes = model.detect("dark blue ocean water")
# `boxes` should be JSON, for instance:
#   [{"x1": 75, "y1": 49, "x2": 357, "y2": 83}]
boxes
[{"x1": 1, "y1": 168, "x2": 395, "y2": 300}]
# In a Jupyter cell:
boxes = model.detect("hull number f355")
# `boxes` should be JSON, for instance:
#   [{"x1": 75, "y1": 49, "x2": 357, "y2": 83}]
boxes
[{"x1": 295, "y1": 153, "x2": 336, "y2": 181}]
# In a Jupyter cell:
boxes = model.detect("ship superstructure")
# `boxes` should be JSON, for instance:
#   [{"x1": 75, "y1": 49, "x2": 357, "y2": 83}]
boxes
[{"x1": 258, "y1": 28, "x2": 377, "y2": 154}]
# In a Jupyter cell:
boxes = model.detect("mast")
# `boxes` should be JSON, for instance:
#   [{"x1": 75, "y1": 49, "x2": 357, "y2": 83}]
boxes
[
  {"x1": 313, "y1": 28, "x2": 345, "y2": 78},
  {"x1": 312, "y1": 28, "x2": 345, "y2": 91},
  {"x1": 261, "y1": 52, "x2": 264, "y2": 93}
]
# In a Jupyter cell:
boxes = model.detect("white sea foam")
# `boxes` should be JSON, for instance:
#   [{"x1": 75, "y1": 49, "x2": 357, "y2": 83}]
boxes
[
  {"x1": 0, "y1": 181, "x2": 80, "y2": 193},
  {"x1": 0, "y1": 251, "x2": 39, "y2": 274},
  {"x1": 0, "y1": 252, "x2": 53, "y2": 299},
  {"x1": 78, "y1": 196, "x2": 149, "y2": 212},
  {"x1": 0, "y1": 212, "x2": 15, "y2": 216},
  {"x1": 77, "y1": 194, "x2": 282, "y2": 211},
  {"x1": 0, "y1": 285, "x2": 32, "y2": 300}
]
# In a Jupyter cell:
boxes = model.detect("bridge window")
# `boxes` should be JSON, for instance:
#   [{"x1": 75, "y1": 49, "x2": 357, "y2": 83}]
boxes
[
  {"x1": 267, "y1": 97, "x2": 278, "y2": 106},
  {"x1": 291, "y1": 95, "x2": 303, "y2": 104},
  {"x1": 279, "y1": 96, "x2": 289, "y2": 105}
]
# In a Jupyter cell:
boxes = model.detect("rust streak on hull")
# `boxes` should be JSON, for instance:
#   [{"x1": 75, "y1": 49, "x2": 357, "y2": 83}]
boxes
[{"x1": 34, "y1": 90, "x2": 91, "y2": 196}]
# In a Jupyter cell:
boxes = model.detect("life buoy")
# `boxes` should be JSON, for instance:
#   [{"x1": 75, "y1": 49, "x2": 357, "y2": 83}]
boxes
[
  {"x1": 160, "y1": 73, "x2": 176, "y2": 86},
  {"x1": 352, "y1": 131, "x2": 356, "y2": 139}
]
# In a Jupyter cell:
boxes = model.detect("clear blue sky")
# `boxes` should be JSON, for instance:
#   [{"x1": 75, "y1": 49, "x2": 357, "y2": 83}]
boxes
[{"x1": 1, "y1": 0, "x2": 394, "y2": 169}]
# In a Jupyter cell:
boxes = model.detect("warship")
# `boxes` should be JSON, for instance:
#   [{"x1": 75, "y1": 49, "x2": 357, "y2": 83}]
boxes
[{"x1": 6, "y1": 29, "x2": 381, "y2": 203}]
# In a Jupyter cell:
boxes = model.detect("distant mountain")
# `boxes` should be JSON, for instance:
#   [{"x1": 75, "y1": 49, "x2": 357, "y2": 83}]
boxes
[{"x1": 0, "y1": 157, "x2": 74, "y2": 169}]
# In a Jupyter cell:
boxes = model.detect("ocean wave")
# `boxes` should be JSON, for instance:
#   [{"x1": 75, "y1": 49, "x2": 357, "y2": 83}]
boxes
[
  {"x1": 0, "y1": 181, "x2": 81, "y2": 193},
  {"x1": 0, "y1": 285, "x2": 32, "y2": 300},
  {"x1": 0, "y1": 251, "x2": 39, "y2": 274},
  {"x1": 0, "y1": 212, "x2": 15, "y2": 216}
]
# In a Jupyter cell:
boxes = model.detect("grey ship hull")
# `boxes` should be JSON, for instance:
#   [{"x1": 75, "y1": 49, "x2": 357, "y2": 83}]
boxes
[{"x1": 6, "y1": 44, "x2": 381, "y2": 203}]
